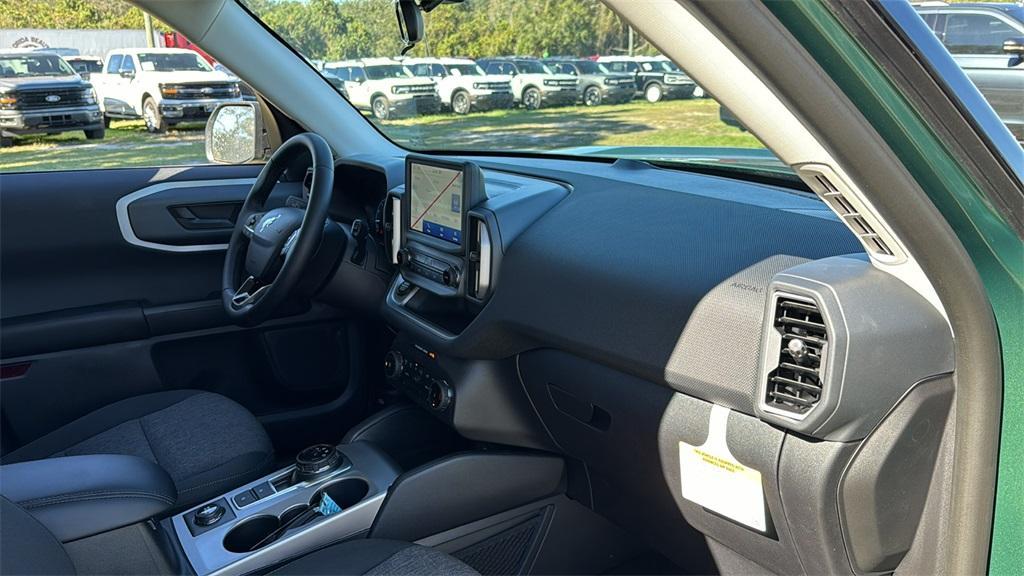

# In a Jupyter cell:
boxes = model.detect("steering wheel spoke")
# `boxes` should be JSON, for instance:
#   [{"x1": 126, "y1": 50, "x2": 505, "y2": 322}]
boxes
[
  {"x1": 242, "y1": 211, "x2": 266, "y2": 239},
  {"x1": 231, "y1": 276, "x2": 271, "y2": 309}
]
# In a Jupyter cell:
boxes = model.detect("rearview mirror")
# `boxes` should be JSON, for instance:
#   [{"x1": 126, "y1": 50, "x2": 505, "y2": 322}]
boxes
[
  {"x1": 205, "y1": 102, "x2": 264, "y2": 164},
  {"x1": 1003, "y1": 37, "x2": 1024, "y2": 55},
  {"x1": 394, "y1": 0, "x2": 424, "y2": 54}
]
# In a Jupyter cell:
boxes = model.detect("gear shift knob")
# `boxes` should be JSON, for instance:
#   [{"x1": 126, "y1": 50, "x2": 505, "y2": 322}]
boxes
[{"x1": 294, "y1": 444, "x2": 342, "y2": 482}]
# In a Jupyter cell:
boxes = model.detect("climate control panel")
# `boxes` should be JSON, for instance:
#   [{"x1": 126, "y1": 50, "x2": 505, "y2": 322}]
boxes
[{"x1": 384, "y1": 345, "x2": 454, "y2": 413}]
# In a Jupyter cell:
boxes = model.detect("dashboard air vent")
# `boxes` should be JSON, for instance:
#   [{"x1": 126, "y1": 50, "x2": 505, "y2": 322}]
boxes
[
  {"x1": 766, "y1": 296, "x2": 828, "y2": 417},
  {"x1": 388, "y1": 195, "x2": 401, "y2": 265},
  {"x1": 467, "y1": 216, "x2": 492, "y2": 299},
  {"x1": 797, "y1": 165, "x2": 900, "y2": 261}
]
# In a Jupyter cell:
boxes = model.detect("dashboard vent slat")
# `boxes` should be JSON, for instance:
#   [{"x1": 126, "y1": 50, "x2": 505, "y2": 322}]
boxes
[
  {"x1": 799, "y1": 168, "x2": 899, "y2": 261},
  {"x1": 766, "y1": 296, "x2": 828, "y2": 417}
]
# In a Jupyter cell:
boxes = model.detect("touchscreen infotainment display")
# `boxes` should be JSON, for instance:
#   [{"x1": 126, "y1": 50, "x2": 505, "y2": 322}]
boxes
[{"x1": 409, "y1": 161, "x2": 464, "y2": 245}]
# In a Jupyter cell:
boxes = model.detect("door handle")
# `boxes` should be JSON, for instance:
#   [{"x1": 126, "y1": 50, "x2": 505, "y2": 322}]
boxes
[{"x1": 169, "y1": 203, "x2": 240, "y2": 230}]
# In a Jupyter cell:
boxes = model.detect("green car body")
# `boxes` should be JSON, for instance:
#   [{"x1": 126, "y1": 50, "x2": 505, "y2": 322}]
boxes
[{"x1": 769, "y1": 2, "x2": 1023, "y2": 573}]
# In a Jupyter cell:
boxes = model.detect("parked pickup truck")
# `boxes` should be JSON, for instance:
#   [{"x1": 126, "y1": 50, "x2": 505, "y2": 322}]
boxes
[
  {"x1": 0, "y1": 50, "x2": 104, "y2": 146},
  {"x1": 92, "y1": 48, "x2": 242, "y2": 133},
  {"x1": 404, "y1": 57, "x2": 513, "y2": 115}
]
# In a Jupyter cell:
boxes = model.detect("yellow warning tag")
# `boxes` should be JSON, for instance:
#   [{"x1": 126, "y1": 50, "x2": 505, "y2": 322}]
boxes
[{"x1": 679, "y1": 405, "x2": 766, "y2": 531}]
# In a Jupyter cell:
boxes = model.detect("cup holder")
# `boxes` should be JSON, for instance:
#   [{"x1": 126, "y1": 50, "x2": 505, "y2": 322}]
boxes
[
  {"x1": 222, "y1": 479, "x2": 369, "y2": 554},
  {"x1": 311, "y1": 477, "x2": 369, "y2": 510},
  {"x1": 223, "y1": 515, "x2": 281, "y2": 553}
]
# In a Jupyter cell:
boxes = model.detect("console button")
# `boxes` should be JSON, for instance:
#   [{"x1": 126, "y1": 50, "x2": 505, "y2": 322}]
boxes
[
  {"x1": 233, "y1": 490, "x2": 256, "y2": 508},
  {"x1": 194, "y1": 503, "x2": 226, "y2": 527},
  {"x1": 252, "y1": 482, "x2": 274, "y2": 500}
]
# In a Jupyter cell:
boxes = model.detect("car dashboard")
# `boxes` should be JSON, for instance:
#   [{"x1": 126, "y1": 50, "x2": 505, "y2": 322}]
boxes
[{"x1": 315, "y1": 152, "x2": 954, "y2": 575}]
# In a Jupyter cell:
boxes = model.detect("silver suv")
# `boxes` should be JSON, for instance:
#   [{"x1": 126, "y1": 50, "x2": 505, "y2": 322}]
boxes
[
  {"x1": 916, "y1": 2, "x2": 1024, "y2": 140},
  {"x1": 543, "y1": 58, "x2": 635, "y2": 106}
]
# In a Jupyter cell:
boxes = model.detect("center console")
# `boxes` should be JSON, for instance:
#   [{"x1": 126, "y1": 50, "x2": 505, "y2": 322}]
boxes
[
  {"x1": 171, "y1": 441, "x2": 400, "y2": 576},
  {"x1": 382, "y1": 155, "x2": 568, "y2": 339}
]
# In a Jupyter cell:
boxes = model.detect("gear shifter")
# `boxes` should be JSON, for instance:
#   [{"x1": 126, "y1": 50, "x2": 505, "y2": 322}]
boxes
[{"x1": 293, "y1": 444, "x2": 343, "y2": 483}]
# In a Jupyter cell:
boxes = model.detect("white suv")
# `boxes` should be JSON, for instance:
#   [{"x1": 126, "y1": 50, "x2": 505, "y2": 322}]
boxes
[
  {"x1": 323, "y1": 58, "x2": 440, "y2": 120},
  {"x1": 403, "y1": 57, "x2": 513, "y2": 115},
  {"x1": 477, "y1": 58, "x2": 579, "y2": 110}
]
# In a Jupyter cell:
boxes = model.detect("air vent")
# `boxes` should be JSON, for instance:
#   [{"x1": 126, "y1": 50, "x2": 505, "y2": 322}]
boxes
[
  {"x1": 388, "y1": 195, "x2": 401, "y2": 265},
  {"x1": 765, "y1": 296, "x2": 828, "y2": 417},
  {"x1": 467, "y1": 216, "x2": 492, "y2": 299},
  {"x1": 798, "y1": 165, "x2": 899, "y2": 261}
]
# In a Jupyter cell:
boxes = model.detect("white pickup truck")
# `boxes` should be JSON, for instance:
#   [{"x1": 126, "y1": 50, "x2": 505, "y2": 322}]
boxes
[{"x1": 92, "y1": 48, "x2": 242, "y2": 132}]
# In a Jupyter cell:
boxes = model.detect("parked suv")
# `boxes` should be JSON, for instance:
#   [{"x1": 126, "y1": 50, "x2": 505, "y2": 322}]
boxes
[
  {"x1": 323, "y1": 58, "x2": 439, "y2": 120},
  {"x1": 92, "y1": 48, "x2": 241, "y2": 133},
  {"x1": 543, "y1": 58, "x2": 635, "y2": 106},
  {"x1": 597, "y1": 55, "x2": 696, "y2": 103},
  {"x1": 404, "y1": 57, "x2": 513, "y2": 115},
  {"x1": 0, "y1": 50, "x2": 104, "y2": 146},
  {"x1": 915, "y1": 2, "x2": 1024, "y2": 141},
  {"x1": 477, "y1": 57, "x2": 578, "y2": 109}
]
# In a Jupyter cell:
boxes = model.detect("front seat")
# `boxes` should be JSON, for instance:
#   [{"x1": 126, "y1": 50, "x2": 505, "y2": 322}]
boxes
[
  {"x1": 0, "y1": 495, "x2": 477, "y2": 576},
  {"x1": 1, "y1": 390, "x2": 274, "y2": 509}
]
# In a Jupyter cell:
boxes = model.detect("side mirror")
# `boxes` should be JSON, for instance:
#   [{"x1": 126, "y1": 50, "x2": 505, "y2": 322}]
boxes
[
  {"x1": 119, "y1": 70, "x2": 134, "y2": 78},
  {"x1": 1003, "y1": 37, "x2": 1024, "y2": 55},
  {"x1": 394, "y1": 0, "x2": 424, "y2": 53},
  {"x1": 205, "y1": 102, "x2": 264, "y2": 164}
]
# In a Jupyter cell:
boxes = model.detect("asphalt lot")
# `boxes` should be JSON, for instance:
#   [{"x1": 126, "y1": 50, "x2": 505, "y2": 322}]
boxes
[{"x1": 0, "y1": 99, "x2": 761, "y2": 173}]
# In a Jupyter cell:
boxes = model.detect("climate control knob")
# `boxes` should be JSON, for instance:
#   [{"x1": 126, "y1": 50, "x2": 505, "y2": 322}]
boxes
[
  {"x1": 384, "y1": 351, "x2": 405, "y2": 380},
  {"x1": 428, "y1": 379, "x2": 453, "y2": 411}
]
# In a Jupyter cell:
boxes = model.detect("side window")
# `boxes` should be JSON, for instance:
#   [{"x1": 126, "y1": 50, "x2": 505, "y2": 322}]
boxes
[
  {"x1": 119, "y1": 55, "x2": 135, "y2": 73},
  {"x1": 350, "y1": 67, "x2": 366, "y2": 82},
  {"x1": 0, "y1": 0, "x2": 253, "y2": 172},
  {"x1": 431, "y1": 64, "x2": 446, "y2": 77},
  {"x1": 943, "y1": 13, "x2": 1019, "y2": 54}
]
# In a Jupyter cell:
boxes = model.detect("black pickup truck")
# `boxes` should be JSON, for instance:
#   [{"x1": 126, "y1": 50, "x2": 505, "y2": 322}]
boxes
[{"x1": 0, "y1": 51, "x2": 105, "y2": 146}]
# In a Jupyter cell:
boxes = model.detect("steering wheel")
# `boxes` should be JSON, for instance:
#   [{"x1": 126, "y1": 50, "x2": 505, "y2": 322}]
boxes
[{"x1": 222, "y1": 133, "x2": 334, "y2": 326}]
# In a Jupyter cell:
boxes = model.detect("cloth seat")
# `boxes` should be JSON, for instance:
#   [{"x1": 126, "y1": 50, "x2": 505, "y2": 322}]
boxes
[{"x1": 2, "y1": 390, "x2": 274, "y2": 510}]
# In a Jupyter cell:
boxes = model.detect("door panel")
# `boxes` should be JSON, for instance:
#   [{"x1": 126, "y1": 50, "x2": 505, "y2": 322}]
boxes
[{"x1": 0, "y1": 165, "x2": 370, "y2": 456}]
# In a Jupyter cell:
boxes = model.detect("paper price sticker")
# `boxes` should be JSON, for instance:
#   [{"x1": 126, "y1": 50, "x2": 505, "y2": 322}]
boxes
[{"x1": 679, "y1": 405, "x2": 766, "y2": 532}]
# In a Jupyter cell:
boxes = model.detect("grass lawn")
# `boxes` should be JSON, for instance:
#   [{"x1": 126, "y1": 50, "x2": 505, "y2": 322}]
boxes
[
  {"x1": 0, "y1": 120, "x2": 206, "y2": 173},
  {"x1": 1, "y1": 99, "x2": 761, "y2": 173}
]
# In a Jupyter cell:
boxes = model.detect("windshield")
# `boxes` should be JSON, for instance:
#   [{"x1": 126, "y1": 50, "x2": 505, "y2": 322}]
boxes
[
  {"x1": 0, "y1": 54, "x2": 76, "y2": 77},
  {"x1": 514, "y1": 60, "x2": 550, "y2": 74},
  {"x1": 137, "y1": 52, "x2": 212, "y2": 72},
  {"x1": 573, "y1": 60, "x2": 606, "y2": 74},
  {"x1": 448, "y1": 64, "x2": 482, "y2": 76},
  {"x1": 240, "y1": 0, "x2": 779, "y2": 175},
  {"x1": 365, "y1": 64, "x2": 410, "y2": 80}
]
